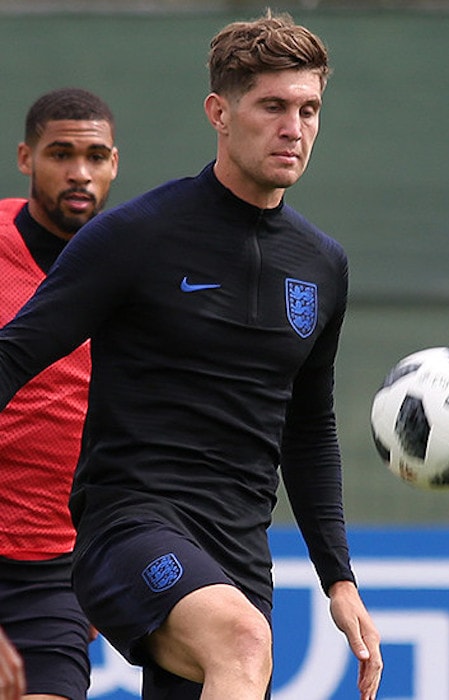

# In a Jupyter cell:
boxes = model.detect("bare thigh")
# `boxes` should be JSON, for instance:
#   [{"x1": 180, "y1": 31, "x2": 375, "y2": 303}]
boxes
[{"x1": 146, "y1": 583, "x2": 273, "y2": 684}]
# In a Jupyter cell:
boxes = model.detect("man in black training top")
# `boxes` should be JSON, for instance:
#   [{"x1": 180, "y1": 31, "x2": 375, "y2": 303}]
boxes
[{"x1": 0, "y1": 12, "x2": 382, "y2": 700}]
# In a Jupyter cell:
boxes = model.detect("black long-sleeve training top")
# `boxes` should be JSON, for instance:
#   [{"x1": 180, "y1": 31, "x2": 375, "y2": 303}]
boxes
[{"x1": 0, "y1": 162, "x2": 356, "y2": 602}]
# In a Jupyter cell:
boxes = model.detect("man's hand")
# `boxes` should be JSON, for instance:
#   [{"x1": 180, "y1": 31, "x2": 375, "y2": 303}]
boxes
[
  {"x1": 88, "y1": 625, "x2": 99, "y2": 643},
  {"x1": 329, "y1": 580, "x2": 383, "y2": 700},
  {"x1": 0, "y1": 627, "x2": 25, "y2": 700}
]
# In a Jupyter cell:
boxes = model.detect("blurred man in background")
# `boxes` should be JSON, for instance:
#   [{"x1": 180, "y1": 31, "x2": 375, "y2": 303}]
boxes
[{"x1": 0, "y1": 88, "x2": 118, "y2": 700}]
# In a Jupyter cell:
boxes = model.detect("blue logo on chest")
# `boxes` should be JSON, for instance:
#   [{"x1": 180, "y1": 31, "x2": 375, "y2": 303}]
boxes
[
  {"x1": 285, "y1": 278, "x2": 318, "y2": 338},
  {"x1": 141, "y1": 553, "x2": 184, "y2": 592}
]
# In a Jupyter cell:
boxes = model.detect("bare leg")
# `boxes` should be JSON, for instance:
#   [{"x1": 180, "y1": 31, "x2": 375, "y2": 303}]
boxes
[
  {"x1": 145, "y1": 584, "x2": 272, "y2": 700},
  {"x1": 24, "y1": 695, "x2": 68, "y2": 700}
]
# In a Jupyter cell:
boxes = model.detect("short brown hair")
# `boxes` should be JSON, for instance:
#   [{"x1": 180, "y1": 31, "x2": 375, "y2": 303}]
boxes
[
  {"x1": 208, "y1": 10, "x2": 330, "y2": 97},
  {"x1": 25, "y1": 88, "x2": 115, "y2": 145}
]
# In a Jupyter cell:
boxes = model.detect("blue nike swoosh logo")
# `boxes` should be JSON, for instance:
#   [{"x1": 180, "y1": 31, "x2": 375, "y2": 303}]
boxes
[{"x1": 180, "y1": 276, "x2": 221, "y2": 293}]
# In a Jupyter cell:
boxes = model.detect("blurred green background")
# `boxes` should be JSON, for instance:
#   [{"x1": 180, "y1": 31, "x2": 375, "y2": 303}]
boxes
[{"x1": 1, "y1": 3, "x2": 448, "y2": 524}]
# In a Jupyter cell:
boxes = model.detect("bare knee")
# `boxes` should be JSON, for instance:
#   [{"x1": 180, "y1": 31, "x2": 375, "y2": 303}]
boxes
[
  {"x1": 220, "y1": 606, "x2": 273, "y2": 682},
  {"x1": 145, "y1": 584, "x2": 272, "y2": 690}
]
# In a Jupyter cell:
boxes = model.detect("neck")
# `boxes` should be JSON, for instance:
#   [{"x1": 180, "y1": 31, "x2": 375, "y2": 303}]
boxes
[{"x1": 213, "y1": 161, "x2": 284, "y2": 210}]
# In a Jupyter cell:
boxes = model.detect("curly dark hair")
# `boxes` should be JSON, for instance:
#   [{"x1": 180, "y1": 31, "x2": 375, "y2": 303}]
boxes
[{"x1": 25, "y1": 88, "x2": 115, "y2": 144}]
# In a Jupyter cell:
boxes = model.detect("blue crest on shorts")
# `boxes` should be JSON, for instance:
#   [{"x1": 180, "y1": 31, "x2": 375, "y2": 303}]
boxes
[
  {"x1": 285, "y1": 278, "x2": 318, "y2": 338},
  {"x1": 141, "y1": 553, "x2": 183, "y2": 592}
]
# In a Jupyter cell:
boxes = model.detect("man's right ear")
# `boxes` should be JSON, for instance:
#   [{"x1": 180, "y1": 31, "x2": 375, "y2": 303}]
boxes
[
  {"x1": 17, "y1": 143, "x2": 33, "y2": 176},
  {"x1": 203, "y1": 93, "x2": 230, "y2": 135}
]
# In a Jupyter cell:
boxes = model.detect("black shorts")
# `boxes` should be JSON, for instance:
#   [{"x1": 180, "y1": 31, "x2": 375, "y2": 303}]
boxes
[
  {"x1": 0, "y1": 575, "x2": 90, "y2": 700},
  {"x1": 72, "y1": 517, "x2": 269, "y2": 670}
]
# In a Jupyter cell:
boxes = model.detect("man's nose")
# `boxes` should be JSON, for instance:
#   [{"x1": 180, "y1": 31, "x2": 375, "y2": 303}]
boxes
[
  {"x1": 281, "y1": 112, "x2": 302, "y2": 141},
  {"x1": 67, "y1": 159, "x2": 92, "y2": 184}
]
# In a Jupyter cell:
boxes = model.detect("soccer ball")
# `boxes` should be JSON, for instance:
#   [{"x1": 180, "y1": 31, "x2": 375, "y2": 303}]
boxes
[{"x1": 370, "y1": 347, "x2": 449, "y2": 490}]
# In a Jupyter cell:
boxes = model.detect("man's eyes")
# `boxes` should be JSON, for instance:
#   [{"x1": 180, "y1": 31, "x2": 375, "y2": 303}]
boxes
[
  {"x1": 301, "y1": 107, "x2": 318, "y2": 118},
  {"x1": 264, "y1": 102, "x2": 283, "y2": 112},
  {"x1": 49, "y1": 151, "x2": 108, "y2": 162},
  {"x1": 262, "y1": 103, "x2": 319, "y2": 117},
  {"x1": 50, "y1": 150, "x2": 70, "y2": 160},
  {"x1": 89, "y1": 153, "x2": 108, "y2": 162}
]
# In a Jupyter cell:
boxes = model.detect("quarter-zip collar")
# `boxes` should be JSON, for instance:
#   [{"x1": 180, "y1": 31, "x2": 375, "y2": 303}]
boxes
[{"x1": 198, "y1": 161, "x2": 285, "y2": 222}]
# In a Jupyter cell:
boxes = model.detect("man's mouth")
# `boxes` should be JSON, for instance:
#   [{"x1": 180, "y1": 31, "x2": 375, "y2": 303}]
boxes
[
  {"x1": 61, "y1": 192, "x2": 95, "y2": 213},
  {"x1": 272, "y1": 151, "x2": 299, "y2": 162}
]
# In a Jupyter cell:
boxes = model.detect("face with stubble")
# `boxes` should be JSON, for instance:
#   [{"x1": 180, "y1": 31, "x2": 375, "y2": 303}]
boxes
[
  {"x1": 206, "y1": 68, "x2": 323, "y2": 210},
  {"x1": 18, "y1": 119, "x2": 118, "y2": 240}
]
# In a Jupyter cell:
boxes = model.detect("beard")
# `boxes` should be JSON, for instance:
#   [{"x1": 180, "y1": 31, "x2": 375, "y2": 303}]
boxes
[{"x1": 31, "y1": 181, "x2": 104, "y2": 236}]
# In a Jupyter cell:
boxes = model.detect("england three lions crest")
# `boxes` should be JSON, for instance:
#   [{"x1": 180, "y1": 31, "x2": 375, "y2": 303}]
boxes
[{"x1": 285, "y1": 278, "x2": 318, "y2": 338}]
